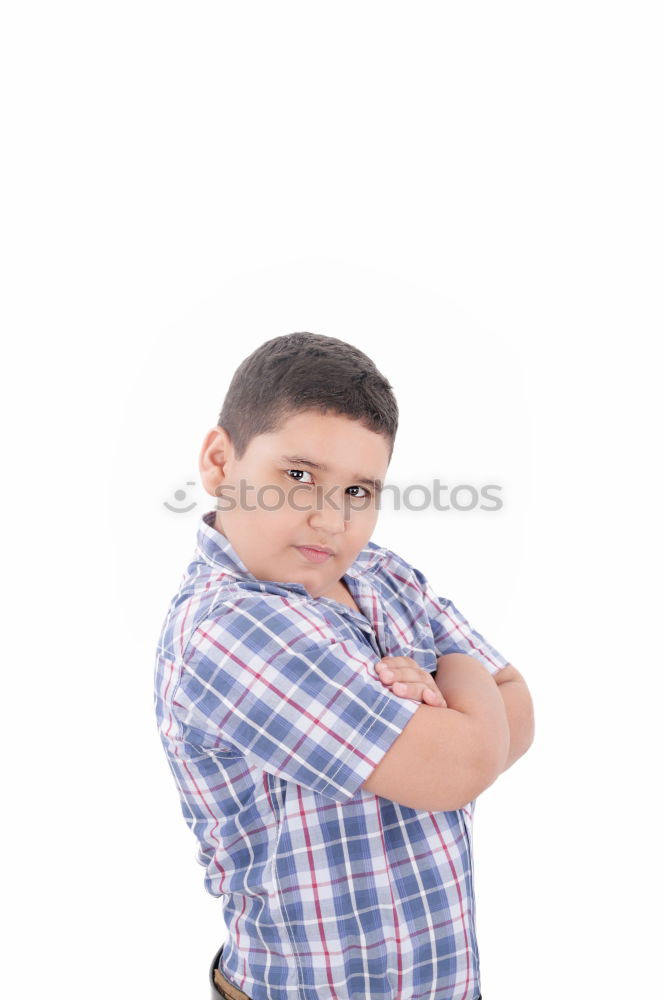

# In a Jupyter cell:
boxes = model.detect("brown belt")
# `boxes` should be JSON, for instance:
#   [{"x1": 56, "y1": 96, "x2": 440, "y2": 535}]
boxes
[{"x1": 209, "y1": 945, "x2": 253, "y2": 1000}]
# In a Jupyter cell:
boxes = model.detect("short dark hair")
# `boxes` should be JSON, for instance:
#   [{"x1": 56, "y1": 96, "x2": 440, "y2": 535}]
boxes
[{"x1": 217, "y1": 332, "x2": 399, "y2": 461}]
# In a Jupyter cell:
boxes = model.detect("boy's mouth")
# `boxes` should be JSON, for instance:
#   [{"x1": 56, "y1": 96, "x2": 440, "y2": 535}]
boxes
[{"x1": 295, "y1": 545, "x2": 334, "y2": 564}]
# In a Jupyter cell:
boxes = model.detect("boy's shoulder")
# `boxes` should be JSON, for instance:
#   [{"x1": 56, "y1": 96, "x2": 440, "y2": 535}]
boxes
[{"x1": 353, "y1": 538, "x2": 430, "y2": 594}]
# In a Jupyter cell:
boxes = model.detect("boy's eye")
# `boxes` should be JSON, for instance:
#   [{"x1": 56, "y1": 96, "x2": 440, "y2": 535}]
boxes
[
  {"x1": 285, "y1": 468, "x2": 314, "y2": 484},
  {"x1": 346, "y1": 485, "x2": 369, "y2": 499}
]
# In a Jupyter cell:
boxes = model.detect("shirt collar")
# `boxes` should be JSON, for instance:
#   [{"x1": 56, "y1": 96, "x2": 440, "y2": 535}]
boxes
[{"x1": 195, "y1": 508, "x2": 383, "y2": 592}]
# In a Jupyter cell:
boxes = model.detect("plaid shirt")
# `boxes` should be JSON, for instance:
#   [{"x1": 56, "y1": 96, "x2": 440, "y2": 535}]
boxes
[{"x1": 154, "y1": 509, "x2": 509, "y2": 1000}]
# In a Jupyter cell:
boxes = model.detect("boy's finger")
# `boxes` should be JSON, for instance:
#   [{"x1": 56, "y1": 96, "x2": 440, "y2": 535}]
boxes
[
  {"x1": 380, "y1": 663, "x2": 422, "y2": 681},
  {"x1": 423, "y1": 687, "x2": 446, "y2": 706},
  {"x1": 380, "y1": 655, "x2": 418, "y2": 669},
  {"x1": 393, "y1": 682, "x2": 445, "y2": 706}
]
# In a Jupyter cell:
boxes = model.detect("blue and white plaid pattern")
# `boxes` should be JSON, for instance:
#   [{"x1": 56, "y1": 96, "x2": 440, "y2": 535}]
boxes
[{"x1": 155, "y1": 509, "x2": 509, "y2": 1000}]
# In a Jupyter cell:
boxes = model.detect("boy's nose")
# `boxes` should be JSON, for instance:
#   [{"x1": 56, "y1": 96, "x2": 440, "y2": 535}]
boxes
[{"x1": 308, "y1": 486, "x2": 349, "y2": 532}]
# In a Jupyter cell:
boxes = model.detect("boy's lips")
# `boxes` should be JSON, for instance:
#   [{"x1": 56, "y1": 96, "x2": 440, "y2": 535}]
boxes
[{"x1": 295, "y1": 544, "x2": 335, "y2": 564}]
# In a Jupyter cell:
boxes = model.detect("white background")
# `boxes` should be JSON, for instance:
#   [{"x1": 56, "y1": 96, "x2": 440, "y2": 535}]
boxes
[{"x1": 2, "y1": 3, "x2": 664, "y2": 998}]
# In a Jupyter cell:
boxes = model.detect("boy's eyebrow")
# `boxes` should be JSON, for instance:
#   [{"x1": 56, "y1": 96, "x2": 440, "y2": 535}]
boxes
[{"x1": 279, "y1": 454, "x2": 383, "y2": 490}]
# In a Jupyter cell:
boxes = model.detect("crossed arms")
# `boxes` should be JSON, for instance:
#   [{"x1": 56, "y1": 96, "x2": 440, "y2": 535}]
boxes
[{"x1": 363, "y1": 653, "x2": 535, "y2": 810}]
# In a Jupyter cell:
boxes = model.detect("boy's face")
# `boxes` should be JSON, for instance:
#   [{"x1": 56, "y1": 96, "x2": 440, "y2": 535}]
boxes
[{"x1": 199, "y1": 410, "x2": 391, "y2": 599}]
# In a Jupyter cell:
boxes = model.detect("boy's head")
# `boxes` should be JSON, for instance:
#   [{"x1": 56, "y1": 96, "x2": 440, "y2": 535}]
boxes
[
  {"x1": 216, "y1": 331, "x2": 398, "y2": 462},
  {"x1": 199, "y1": 332, "x2": 398, "y2": 598}
]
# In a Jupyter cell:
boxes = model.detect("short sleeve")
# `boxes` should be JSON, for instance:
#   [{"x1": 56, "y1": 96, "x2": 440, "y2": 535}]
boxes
[
  {"x1": 412, "y1": 566, "x2": 511, "y2": 675},
  {"x1": 174, "y1": 595, "x2": 421, "y2": 803}
]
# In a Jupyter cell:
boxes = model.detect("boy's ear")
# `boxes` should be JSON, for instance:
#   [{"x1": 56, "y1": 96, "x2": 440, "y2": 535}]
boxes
[{"x1": 199, "y1": 426, "x2": 235, "y2": 496}]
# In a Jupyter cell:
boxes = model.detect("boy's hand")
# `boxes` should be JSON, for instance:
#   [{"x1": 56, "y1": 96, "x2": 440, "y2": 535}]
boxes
[{"x1": 376, "y1": 656, "x2": 447, "y2": 707}]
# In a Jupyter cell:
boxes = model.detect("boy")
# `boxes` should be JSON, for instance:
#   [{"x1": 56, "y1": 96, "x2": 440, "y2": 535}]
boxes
[{"x1": 154, "y1": 331, "x2": 534, "y2": 1000}]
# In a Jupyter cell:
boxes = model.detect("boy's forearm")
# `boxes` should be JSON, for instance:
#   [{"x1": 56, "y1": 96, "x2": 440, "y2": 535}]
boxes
[
  {"x1": 434, "y1": 654, "x2": 510, "y2": 780},
  {"x1": 435, "y1": 655, "x2": 535, "y2": 778},
  {"x1": 495, "y1": 679, "x2": 535, "y2": 772}
]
